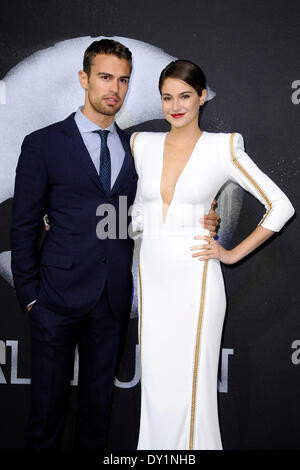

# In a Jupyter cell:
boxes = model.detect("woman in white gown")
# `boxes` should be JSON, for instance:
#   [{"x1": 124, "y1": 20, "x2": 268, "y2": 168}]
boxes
[{"x1": 130, "y1": 60, "x2": 294, "y2": 450}]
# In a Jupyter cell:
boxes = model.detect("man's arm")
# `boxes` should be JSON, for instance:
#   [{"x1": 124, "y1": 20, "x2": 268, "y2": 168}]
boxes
[
  {"x1": 10, "y1": 134, "x2": 48, "y2": 311},
  {"x1": 200, "y1": 200, "x2": 220, "y2": 238}
]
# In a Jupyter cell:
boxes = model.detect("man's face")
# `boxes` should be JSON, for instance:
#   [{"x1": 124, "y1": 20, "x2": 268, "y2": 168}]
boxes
[{"x1": 79, "y1": 53, "x2": 131, "y2": 116}]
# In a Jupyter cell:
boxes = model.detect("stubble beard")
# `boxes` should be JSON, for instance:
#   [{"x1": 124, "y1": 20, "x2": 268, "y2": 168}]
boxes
[{"x1": 90, "y1": 96, "x2": 123, "y2": 117}]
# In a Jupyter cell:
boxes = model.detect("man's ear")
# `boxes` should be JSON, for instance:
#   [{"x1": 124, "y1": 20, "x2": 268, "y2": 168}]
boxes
[{"x1": 78, "y1": 70, "x2": 88, "y2": 90}]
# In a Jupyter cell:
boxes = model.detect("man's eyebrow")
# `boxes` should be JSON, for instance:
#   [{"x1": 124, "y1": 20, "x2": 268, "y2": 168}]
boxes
[
  {"x1": 96, "y1": 72, "x2": 130, "y2": 79},
  {"x1": 97, "y1": 72, "x2": 113, "y2": 76}
]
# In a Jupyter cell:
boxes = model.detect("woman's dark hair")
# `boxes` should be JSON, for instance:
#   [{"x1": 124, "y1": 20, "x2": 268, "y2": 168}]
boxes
[
  {"x1": 83, "y1": 39, "x2": 132, "y2": 76},
  {"x1": 159, "y1": 60, "x2": 206, "y2": 96}
]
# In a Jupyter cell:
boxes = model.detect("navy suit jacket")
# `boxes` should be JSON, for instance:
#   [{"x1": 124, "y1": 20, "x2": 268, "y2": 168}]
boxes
[{"x1": 11, "y1": 113, "x2": 138, "y2": 321}]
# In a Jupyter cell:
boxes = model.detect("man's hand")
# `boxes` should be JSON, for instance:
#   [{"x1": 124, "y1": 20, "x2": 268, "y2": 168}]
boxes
[
  {"x1": 199, "y1": 200, "x2": 220, "y2": 238},
  {"x1": 43, "y1": 214, "x2": 50, "y2": 231}
]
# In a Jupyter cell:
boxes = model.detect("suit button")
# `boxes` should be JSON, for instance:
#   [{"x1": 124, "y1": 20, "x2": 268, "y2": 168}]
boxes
[
  {"x1": 102, "y1": 257, "x2": 107, "y2": 264},
  {"x1": 107, "y1": 197, "x2": 113, "y2": 202}
]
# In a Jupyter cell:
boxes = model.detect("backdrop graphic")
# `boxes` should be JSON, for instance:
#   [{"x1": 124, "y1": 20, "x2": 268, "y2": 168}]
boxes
[{"x1": 0, "y1": 0, "x2": 299, "y2": 450}]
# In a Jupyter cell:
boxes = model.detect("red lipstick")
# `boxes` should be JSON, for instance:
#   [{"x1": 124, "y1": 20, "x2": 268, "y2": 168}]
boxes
[{"x1": 171, "y1": 113, "x2": 185, "y2": 119}]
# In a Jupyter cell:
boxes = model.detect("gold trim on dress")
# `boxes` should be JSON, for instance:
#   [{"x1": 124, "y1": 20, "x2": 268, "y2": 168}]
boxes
[
  {"x1": 230, "y1": 133, "x2": 272, "y2": 225},
  {"x1": 130, "y1": 131, "x2": 140, "y2": 158},
  {"x1": 138, "y1": 259, "x2": 143, "y2": 379},
  {"x1": 133, "y1": 132, "x2": 141, "y2": 377},
  {"x1": 189, "y1": 259, "x2": 209, "y2": 450}
]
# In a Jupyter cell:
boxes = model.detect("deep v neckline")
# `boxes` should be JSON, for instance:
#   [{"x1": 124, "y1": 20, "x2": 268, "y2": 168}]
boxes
[{"x1": 159, "y1": 131, "x2": 205, "y2": 225}]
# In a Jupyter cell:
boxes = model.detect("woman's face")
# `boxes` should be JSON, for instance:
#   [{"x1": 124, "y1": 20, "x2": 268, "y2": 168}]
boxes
[{"x1": 161, "y1": 77, "x2": 206, "y2": 129}]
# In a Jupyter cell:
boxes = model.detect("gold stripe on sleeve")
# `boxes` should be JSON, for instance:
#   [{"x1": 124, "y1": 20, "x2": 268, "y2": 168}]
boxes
[{"x1": 230, "y1": 133, "x2": 272, "y2": 225}]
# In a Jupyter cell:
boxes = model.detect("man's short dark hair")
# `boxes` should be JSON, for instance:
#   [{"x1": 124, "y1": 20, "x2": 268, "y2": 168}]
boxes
[{"x1": 83, "y1": 39, "x2": 132, "y2": 76}]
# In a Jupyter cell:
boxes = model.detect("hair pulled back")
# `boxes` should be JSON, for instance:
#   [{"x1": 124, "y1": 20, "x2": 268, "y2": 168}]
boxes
[{"x1": 159, "y1": 60, "x2": 206, "y2": 97}]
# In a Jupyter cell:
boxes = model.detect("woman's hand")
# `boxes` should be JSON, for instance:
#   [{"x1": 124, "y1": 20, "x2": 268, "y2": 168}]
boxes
[{"x1": 189, "y1": 235, "x2": 237, "y2": 265}]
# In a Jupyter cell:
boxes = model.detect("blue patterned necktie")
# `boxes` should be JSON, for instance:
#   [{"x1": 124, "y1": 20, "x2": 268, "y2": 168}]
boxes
[{"x1": 93, "y1": 129, "x2": 111, "y2": 194}]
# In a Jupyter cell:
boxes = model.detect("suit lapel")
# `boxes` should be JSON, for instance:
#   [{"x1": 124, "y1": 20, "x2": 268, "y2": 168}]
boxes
[
  {"x1": 62, "y1": 113, "x2": 104, "y2": 193},
  {"x1": 61, "y1": 114, "x2": 133, "y2": 196},
  {"x1": 110, "y1": 125, "x2": 133, "y2": 196}
]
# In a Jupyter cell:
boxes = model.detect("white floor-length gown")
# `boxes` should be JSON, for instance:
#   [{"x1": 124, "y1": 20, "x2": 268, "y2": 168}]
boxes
[{"x1": 130, "y1": 131, "x2": 294, "y2": 450}]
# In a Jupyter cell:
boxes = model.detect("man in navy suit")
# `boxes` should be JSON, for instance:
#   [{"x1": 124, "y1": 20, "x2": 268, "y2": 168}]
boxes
[{"x1": 11, "y1": 39, "x2": 219, "y2": 450}]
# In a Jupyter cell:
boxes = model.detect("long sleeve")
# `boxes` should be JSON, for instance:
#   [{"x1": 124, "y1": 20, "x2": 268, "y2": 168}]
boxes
[
  {"x1": 10, "y1": 134, "x2": 48, "y2": 309},
  {"x1": 223, "y1": 133, "x2": 295, "y2": 232},
  {"x1": 130, "y1": 132, "x2": 144, "y2": 234}
]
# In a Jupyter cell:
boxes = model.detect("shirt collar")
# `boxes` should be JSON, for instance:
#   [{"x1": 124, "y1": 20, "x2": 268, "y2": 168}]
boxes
[{"x1": 74, "y1": 106, "x2": 117, "y2": 134}]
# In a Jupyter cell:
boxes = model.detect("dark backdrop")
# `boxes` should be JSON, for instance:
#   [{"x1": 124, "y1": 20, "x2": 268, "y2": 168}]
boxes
[{"x1": 0, "y1": 0, "x2": 299, "y2": 450}]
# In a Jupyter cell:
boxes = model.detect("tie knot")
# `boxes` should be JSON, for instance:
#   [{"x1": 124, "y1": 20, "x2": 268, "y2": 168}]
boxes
[{"x1": 94, "y1": 129, "x2": 110, "y2": 143}]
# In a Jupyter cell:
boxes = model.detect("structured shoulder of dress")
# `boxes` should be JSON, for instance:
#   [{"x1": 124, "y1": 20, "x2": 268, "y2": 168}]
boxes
[
  {"x1": 204, "y1": 130, "x2": 230, "y2": 139},
  {"x1": 204, "y1": 131, "x2": 244, "y2": 146},
  {"x1": 130, "y1": 131, "x2": 165, "y2": 140},
  {"x1": 219, "y1": 131, "x2": 243, "y2": 140},
  {"x1": 130, "y1": 131, "x2": 165, "y2": 157}
]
